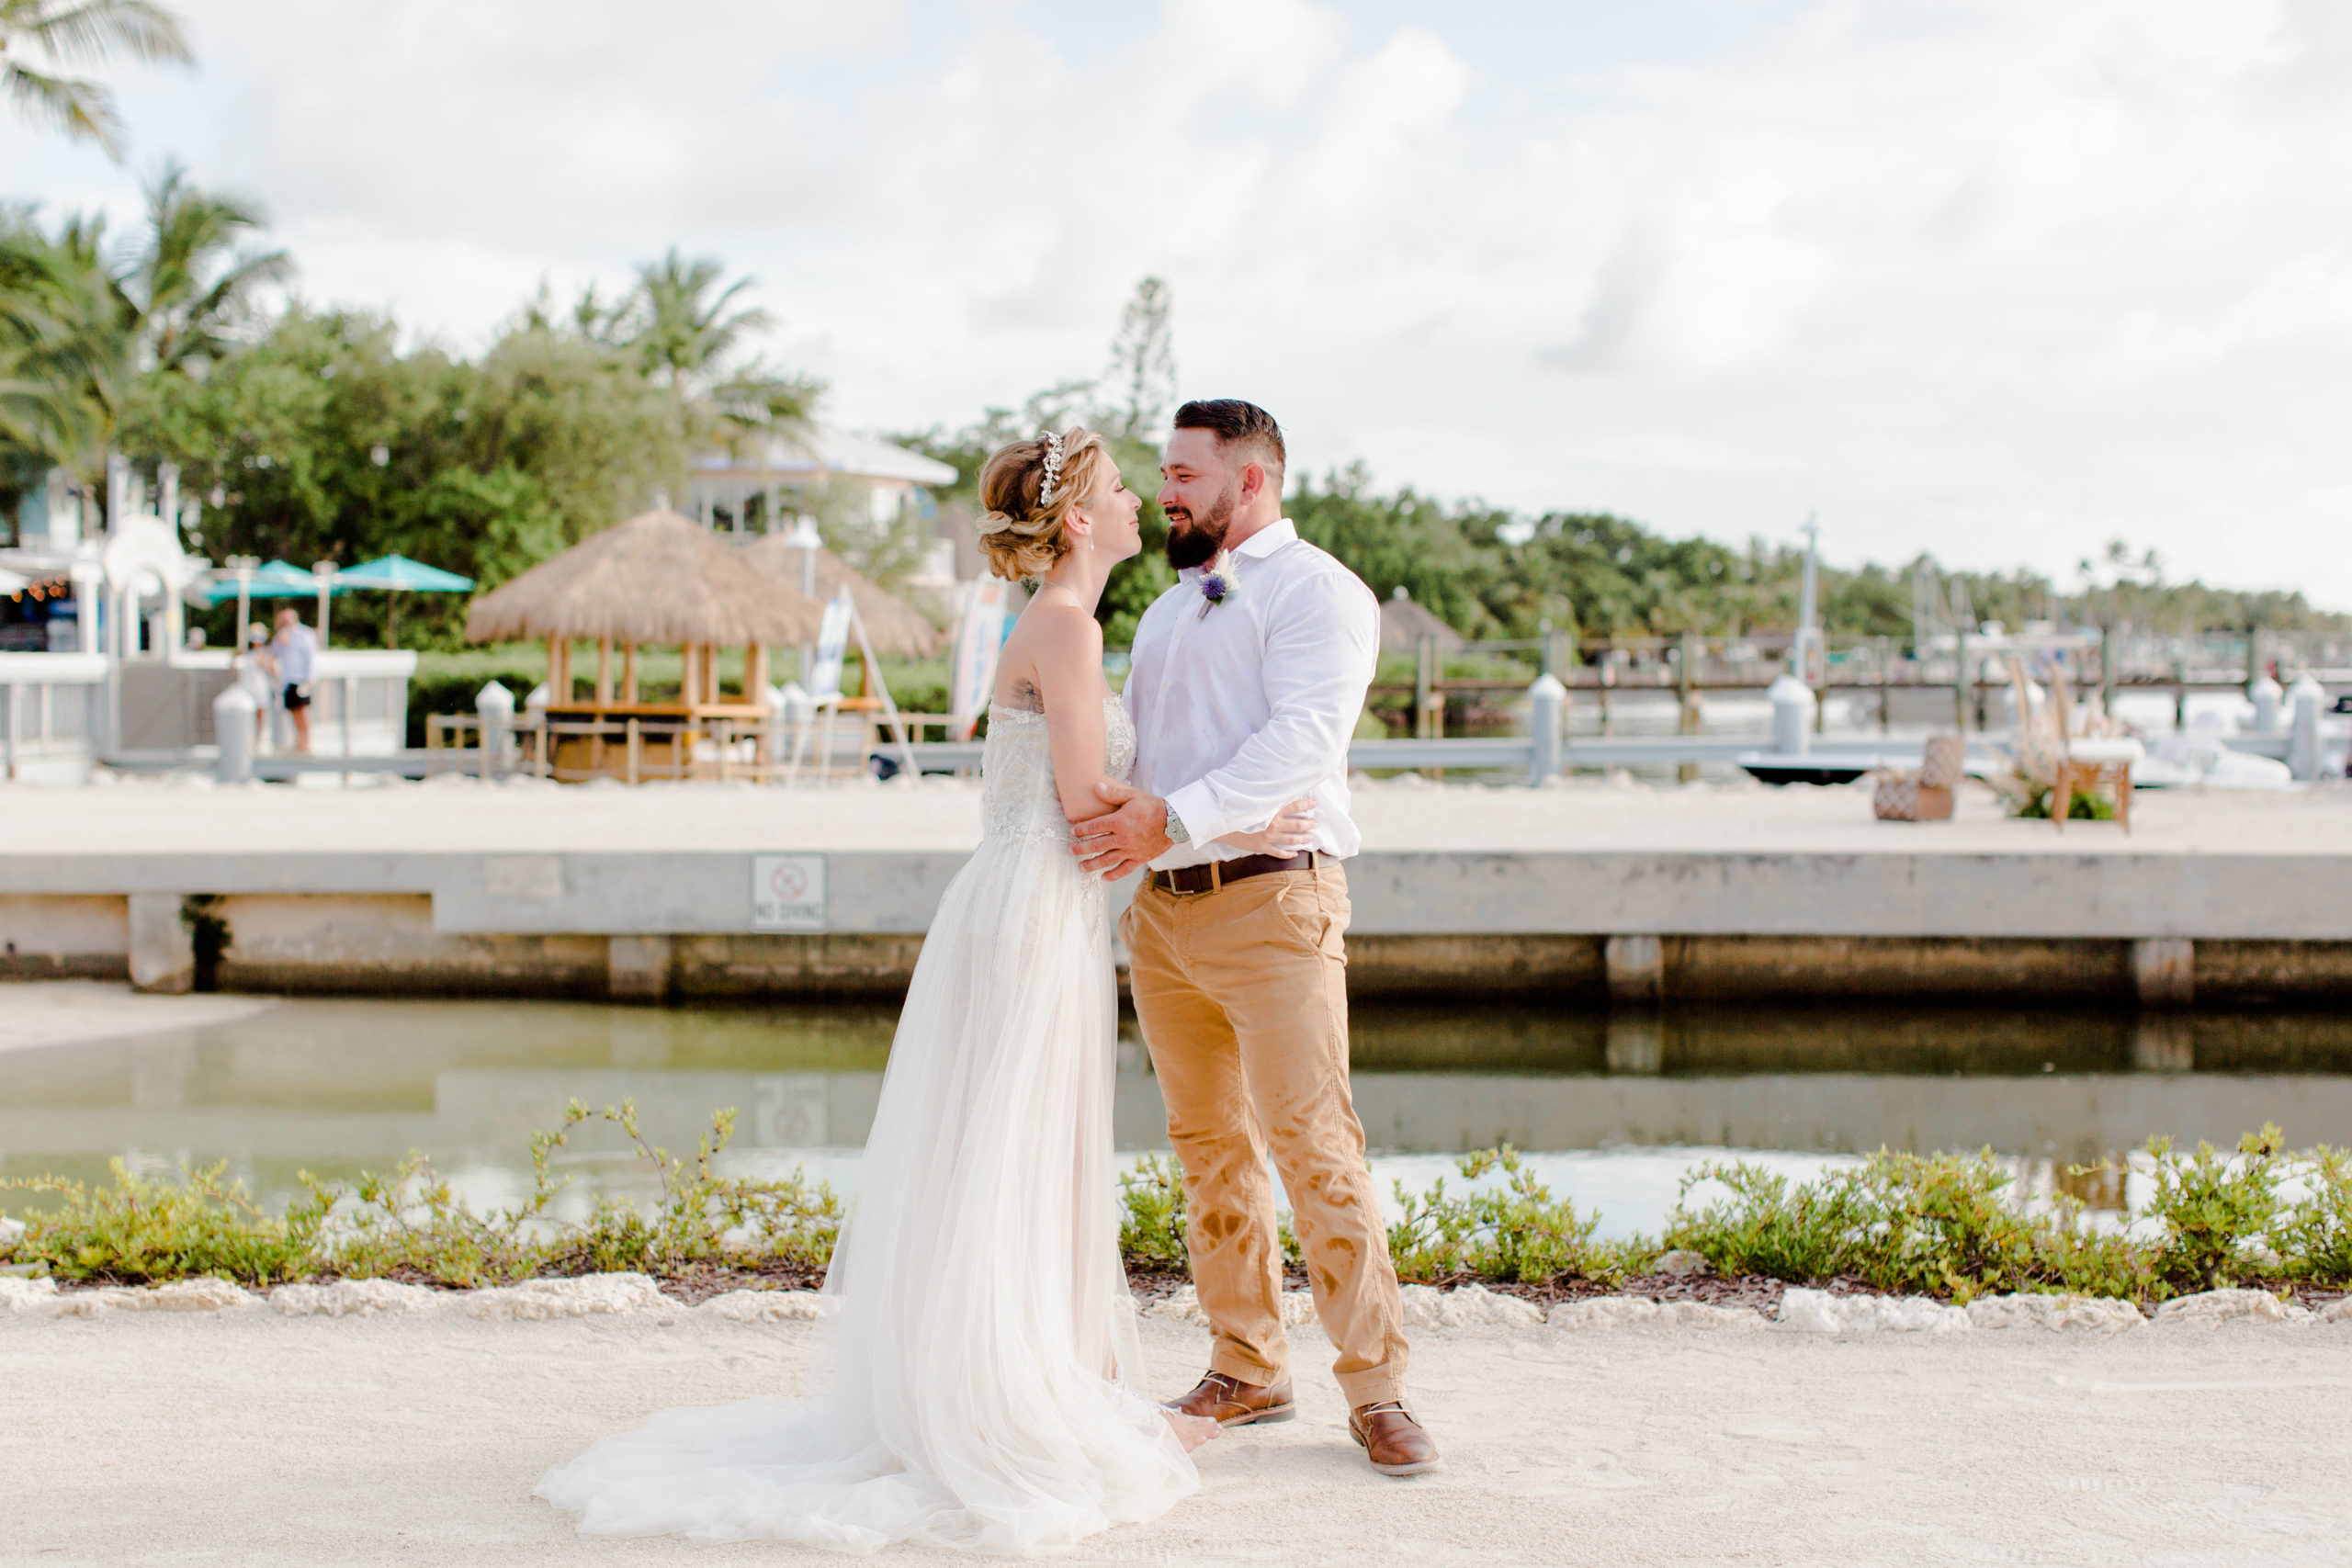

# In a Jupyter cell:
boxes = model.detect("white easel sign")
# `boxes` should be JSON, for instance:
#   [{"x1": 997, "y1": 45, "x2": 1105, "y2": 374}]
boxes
[
  {"x1": 752, "y1": 853, "x2": 828, "y2": 931},
  {"x1": 808, "y1": 591, "x2": 854, "y2": 702},
  {"x1": 949, "y1": 579, "x2": 1010, "y2": 741}
]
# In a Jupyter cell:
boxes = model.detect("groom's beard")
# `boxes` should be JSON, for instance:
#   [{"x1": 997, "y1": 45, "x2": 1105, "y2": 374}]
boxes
[{"x1": 1164, "y1": 481, "x2": 1238, "y2": 570}]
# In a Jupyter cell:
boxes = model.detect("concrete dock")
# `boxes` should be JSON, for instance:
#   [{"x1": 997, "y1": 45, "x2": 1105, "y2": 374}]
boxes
[{"x1": 4, "y1": 774, "x2": 2349, "y2": 1004}]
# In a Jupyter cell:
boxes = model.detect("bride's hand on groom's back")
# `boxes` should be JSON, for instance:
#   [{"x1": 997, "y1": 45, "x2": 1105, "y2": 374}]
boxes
[{"x1": 1069, "y1": 780, "x2": 1170, "y2": 880}]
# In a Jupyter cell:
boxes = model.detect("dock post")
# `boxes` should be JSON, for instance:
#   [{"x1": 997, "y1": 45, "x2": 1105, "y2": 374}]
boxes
[
  {"x1": 1414, "y1": 634, "x2": 1437, "y2": 740},
  {"x1": 2099, "y1": 625, "x2": 2115, "y2": 719},
  {"x1": 1604, "y1": 934, "x2": 1664, "y2": 1006},
  {"x1": 2132, "y1": 938, "x2": 2194, "y2": 1009},
  {"x1": 1677, "y1": 632, "x2": 1700, "y2": 782},
  {"x1": 2288, "y1": 674, "x2": 2327, "y2": 779},
  {"x1": 213, "y1": 683, "x2": 255, "y2": 783},
  {"x1": 1769, "y1": 673, "x2": 1815, "y2": 756},
  {"x1": 2250, "y1": 672, "x2": 2282, "y2": 732},
  {"x1": 476, "y1": 682, "x2": 514, "y2": 777},
  {"x1": 129, "y1": 893, "x2": 195, "y2": 995},
  {"x1": 1953, "y1": 627, "x2": 1970, "y2": 733},
  {"x1": 1877, "y1": 635, "x2": 1892, "y2": 733},
  {"x1": 1526, "y1": 673, "x2": 1566, "y2": 784},
  {"x1": 608, "y1": 934, "x2": 673, "y2": 1003}
]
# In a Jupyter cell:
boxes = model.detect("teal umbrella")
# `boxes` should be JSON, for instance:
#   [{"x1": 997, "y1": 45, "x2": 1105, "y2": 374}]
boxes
[
  {"x1": 198, "y1": 559, "x2": 329, "y2": 604},
  {"x1": 337, "y1": 554, "x2": 475, "y2": 592},
  {"x1": 335, "y1": 554, "x2": 475, "y2": 648}
]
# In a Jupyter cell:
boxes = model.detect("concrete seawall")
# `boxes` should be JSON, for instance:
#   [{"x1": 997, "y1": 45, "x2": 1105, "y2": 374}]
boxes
[{"x1": 6, "y1": 840, "x2": 2350, "y2": 1005}]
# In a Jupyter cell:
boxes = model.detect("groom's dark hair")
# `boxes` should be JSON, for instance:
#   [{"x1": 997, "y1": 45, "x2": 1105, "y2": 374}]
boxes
[{"x1": 1173, "y1": 399, "x2": 1284, "y2": 481}]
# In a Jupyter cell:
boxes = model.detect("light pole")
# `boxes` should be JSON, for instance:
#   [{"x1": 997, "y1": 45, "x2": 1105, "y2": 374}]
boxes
[
  {"x1": 311, "y1": 560, "x2": 338, "y2": 647},
  {"x1": 226, "y1": 555, "x2": 259, "y2": 651}
]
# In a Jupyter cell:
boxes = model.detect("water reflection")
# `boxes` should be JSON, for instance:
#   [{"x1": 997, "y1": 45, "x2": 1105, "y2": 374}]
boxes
[{"x1": 4, "y1": 997, "x2": 2350, "y2": 1233}]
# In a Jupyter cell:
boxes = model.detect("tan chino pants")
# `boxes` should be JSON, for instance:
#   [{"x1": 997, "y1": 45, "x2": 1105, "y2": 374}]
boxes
[{"x1": 1122, "y1": 861, "x2": 1409, "y2": 1407}]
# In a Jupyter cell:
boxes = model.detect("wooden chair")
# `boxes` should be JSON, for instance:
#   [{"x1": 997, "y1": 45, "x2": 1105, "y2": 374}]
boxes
[{"x1": 2051, "y1": 737, "x2": 2143, "y2": 832}]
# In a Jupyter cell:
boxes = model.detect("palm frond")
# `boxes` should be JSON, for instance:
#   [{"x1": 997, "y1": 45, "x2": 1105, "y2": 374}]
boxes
[
  {"x1": 2, "y1": 58, "x2": 121, "y2": 154},
  {"x1": 18, "y1": 0, "x2": 193, "y2": 65}
]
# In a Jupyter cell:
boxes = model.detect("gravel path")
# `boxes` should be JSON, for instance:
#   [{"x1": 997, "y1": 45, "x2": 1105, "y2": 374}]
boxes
[{"x1": 4, "y1": 1301, "x2": 2347, "y2": 1566}]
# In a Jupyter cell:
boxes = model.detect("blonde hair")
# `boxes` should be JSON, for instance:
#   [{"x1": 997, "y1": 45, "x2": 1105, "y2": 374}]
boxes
[{"x1": 976, "y1": 426, "x2": 1110, "y2": 582}]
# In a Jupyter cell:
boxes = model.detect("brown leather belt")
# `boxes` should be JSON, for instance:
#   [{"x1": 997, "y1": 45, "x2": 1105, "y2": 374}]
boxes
[{"x1": 1148, "y1": 851, "x2": 1320, "y2": 896}]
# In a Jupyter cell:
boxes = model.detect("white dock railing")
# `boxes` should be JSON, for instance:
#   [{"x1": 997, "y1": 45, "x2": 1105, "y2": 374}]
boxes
[{"x1": 0, "y1": 652, "x2": 106, "y2": 781}]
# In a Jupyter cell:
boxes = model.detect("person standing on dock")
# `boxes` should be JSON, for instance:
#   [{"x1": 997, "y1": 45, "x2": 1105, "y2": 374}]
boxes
[
  {"x1": 268, "y1": 607, "x2": 318, "y2": 755},
  {"x1": 1073, "y1": 398, "x2": 1436, "y2": 1478}
]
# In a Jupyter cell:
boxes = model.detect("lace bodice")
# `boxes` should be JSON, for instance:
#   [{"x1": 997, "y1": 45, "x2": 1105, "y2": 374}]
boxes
[{"x1": 980, "y1": 695, "x2": 1134, "y2": 847}]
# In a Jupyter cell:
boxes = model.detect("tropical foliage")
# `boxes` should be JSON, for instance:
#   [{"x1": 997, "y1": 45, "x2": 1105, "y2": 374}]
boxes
[
  {"x1": 1, "y1": 0, "x2": 189, "y2": 159},
  {"x1": 1, "y1": 157, "x2": 823, "y2": 647}
]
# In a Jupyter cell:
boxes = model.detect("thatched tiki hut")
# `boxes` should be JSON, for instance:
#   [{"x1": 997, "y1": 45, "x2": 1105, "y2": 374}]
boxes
[
  {"x1": 466, "y1": 508, "x2": 822, "y2": 781},
  {"x1": 741, "y1": 534, "x2": 942, "y2": 660}
]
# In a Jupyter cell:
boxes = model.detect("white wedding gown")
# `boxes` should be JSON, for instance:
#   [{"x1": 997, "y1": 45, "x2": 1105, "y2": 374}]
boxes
[{"x1": 537, "y1": 696, "x2": 1197, "y2": 1556}]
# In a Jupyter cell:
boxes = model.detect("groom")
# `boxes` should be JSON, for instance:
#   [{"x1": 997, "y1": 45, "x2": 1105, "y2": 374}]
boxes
[{"x1": 1070, "y1": 399, "x2": 1437, "y2": 1478}]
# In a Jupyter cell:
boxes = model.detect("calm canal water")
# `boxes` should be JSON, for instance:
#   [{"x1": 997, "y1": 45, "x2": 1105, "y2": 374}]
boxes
[{"x1": 5, "y1": 997, "x2": 2350, "y2": 1238}]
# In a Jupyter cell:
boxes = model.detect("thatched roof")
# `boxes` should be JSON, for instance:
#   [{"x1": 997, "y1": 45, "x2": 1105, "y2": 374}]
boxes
[
  {"x1": 741, "y1": 534, "x2": 942, "y2": 658},
  {"x1": 465, "y1": 509, "x2": 825, "y2": 647},
  {"x1": 1379, "y1": 589, "x2": 1464, "y2": 654}
]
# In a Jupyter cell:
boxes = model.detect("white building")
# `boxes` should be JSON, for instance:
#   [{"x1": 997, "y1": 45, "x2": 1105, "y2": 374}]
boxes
[{"x1": 685, "y1": 426, "x2": 967, "y2": 617}]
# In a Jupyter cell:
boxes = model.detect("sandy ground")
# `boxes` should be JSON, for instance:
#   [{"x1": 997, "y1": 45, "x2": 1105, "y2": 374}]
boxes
[
  {"x1": 3, "y1": 1306, "x2": 2348, "y2": 1568},
  {"x1": 0, "y1": 981, "x2": 275, "y2": 1056},
  {"x1": 6, "y1": 771, "x2": 2348, "y2": 856}
]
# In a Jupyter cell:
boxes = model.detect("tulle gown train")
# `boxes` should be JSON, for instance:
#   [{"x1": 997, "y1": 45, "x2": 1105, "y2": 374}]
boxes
[{"x1": 536, "y1": 698, "x2": 1196, "y2": 1556}]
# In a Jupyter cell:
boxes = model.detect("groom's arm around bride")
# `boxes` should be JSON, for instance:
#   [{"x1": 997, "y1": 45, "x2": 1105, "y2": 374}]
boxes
[{"x1": 1069, "y1": 398, "x2": 1439, "y2": 1479}]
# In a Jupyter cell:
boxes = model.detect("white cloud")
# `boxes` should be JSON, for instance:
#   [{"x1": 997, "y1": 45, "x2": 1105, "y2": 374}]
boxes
[{"x1": 6, "y1": 0, "x2": 2351, "y2": 603}]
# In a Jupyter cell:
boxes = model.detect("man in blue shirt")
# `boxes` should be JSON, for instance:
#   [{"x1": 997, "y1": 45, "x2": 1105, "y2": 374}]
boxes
[{"x1": 270, "y1": 607, "x2": 320, "y2": 754}]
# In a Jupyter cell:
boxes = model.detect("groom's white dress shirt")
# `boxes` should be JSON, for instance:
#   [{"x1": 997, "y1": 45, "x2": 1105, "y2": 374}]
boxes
[{"x1": 1123, "y1": 518, "x2": 1380, "y2": 871}]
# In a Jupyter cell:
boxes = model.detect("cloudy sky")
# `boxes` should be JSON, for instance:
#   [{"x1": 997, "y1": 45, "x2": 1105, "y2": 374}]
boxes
[{"x1": 11, "y1": 0, "x2": 2351, "y2": 604}]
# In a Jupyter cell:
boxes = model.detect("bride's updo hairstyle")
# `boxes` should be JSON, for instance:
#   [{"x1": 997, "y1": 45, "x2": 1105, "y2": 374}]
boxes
[{"x1": 976, "y1": 426, "x2": 1110, "y2": 582}]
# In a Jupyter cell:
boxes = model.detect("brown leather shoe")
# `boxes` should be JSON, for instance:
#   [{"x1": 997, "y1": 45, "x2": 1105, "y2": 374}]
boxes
[
  {"x1": 1351, "y1": 1400, "x2": 1439, "y2": 1476},
  {"x1": 1162, "y1": 1371, "x2": 1296, "y2": 1427}
]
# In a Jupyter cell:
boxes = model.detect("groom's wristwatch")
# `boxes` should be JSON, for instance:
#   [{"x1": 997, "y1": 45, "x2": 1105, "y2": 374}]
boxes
[{"x1": 1162, "y1": 806, "x2": 1191, "y2": 845}]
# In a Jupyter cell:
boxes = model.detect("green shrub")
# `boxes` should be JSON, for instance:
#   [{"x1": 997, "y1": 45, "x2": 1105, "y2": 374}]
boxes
[
  {"x1": 323, "y1": 1100, "x2": 842, "y2": 1284},
  {"x1": 1667, "y1": 1148, "x2": 2146, "y2": 1302},
  {"x1": 316, "y1": 1109, "x2": 581, "y2": 1286},
  {"x1": 1118, "y1": 1154, "x2": 1189, "y2": 1266},
  {"x1": 9, "y1": 1120, "x2": 2352, "y2": 1302},
  {"x1": 2269, "y1": 1146, "x2": 2352, "y2": 1284},
  {"x1": 550, "y1": 1101, "x2": 842, "y2": 1276},
  {"x1": 1387, "y1": 1147, "x2": 1605, "y2": 1285},
  {"x1": 1116, "y1": 1153, "x2": 1302, "y2": 1271},
  {"x1": 2, "y1": 1159, "x2": 327, "y2": 1286},
  {"x1": 2135, "y1": 1125, "x2": 2288, "y2": 1295}
]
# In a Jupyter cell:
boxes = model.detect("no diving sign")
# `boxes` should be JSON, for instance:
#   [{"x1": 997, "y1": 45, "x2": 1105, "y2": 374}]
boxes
[{"x1": 752, "y1": 854, "x2": 827, "y2": 931}]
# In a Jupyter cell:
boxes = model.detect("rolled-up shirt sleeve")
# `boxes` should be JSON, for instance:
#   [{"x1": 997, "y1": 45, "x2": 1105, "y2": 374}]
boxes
[{"x1": 1160, "y1": 572, "x2": 1376, "y2": 846}]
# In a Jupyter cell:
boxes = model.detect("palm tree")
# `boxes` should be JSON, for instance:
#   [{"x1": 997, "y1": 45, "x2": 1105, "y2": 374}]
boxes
[
  {"x1": 0, "y1": 207, "x2": 125, "y2": 473},
  {"x1": 620, "y1": 247, "x2": 816, "y2": 446},
  {"x1": 0, "y1": 165, "x2": 287, "y2": 482},
  {"x1": 125, "y1": 159, "x2": 289, "y2": 374},
  {"x1": 2, "y1": 0, "x2": 191, "y2": 160},
  {"x1": 626, "y1": 248, "x2": 773, "y2": 392}
]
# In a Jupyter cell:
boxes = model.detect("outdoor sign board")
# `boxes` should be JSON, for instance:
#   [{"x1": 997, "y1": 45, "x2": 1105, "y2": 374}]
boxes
[
  {"x1": 948, "y1": 578, "x2": 1011, "y2": 741},
  {"x1": 808, "y1": 590, "x2": 854, "y2": 701},
  {"x1": 751, "y1": 853, "x2": 828, "y2": 931}
]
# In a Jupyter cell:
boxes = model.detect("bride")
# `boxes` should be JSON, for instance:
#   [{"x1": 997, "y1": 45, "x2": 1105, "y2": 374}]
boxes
[{"x1": 537, "y1": 428, "x2": 1315, "y2": 1556}]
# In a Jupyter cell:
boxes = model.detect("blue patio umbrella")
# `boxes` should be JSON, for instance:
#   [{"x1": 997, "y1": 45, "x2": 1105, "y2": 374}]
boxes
[
  {"x1": 198, "y1": 559, "x2": 329, "y2": 605},
  {"x1": 336, "y1": 554, "x2": 475, "y2": 592},
  {"x1": 334, "y1": 554, "x2": 475, "y2": 648}
]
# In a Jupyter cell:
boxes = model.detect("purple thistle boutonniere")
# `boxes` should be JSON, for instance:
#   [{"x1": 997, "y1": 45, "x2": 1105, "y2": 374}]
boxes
[{"x1": 1196, "y1": 551, "x2": 1237, "y2": 618}]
